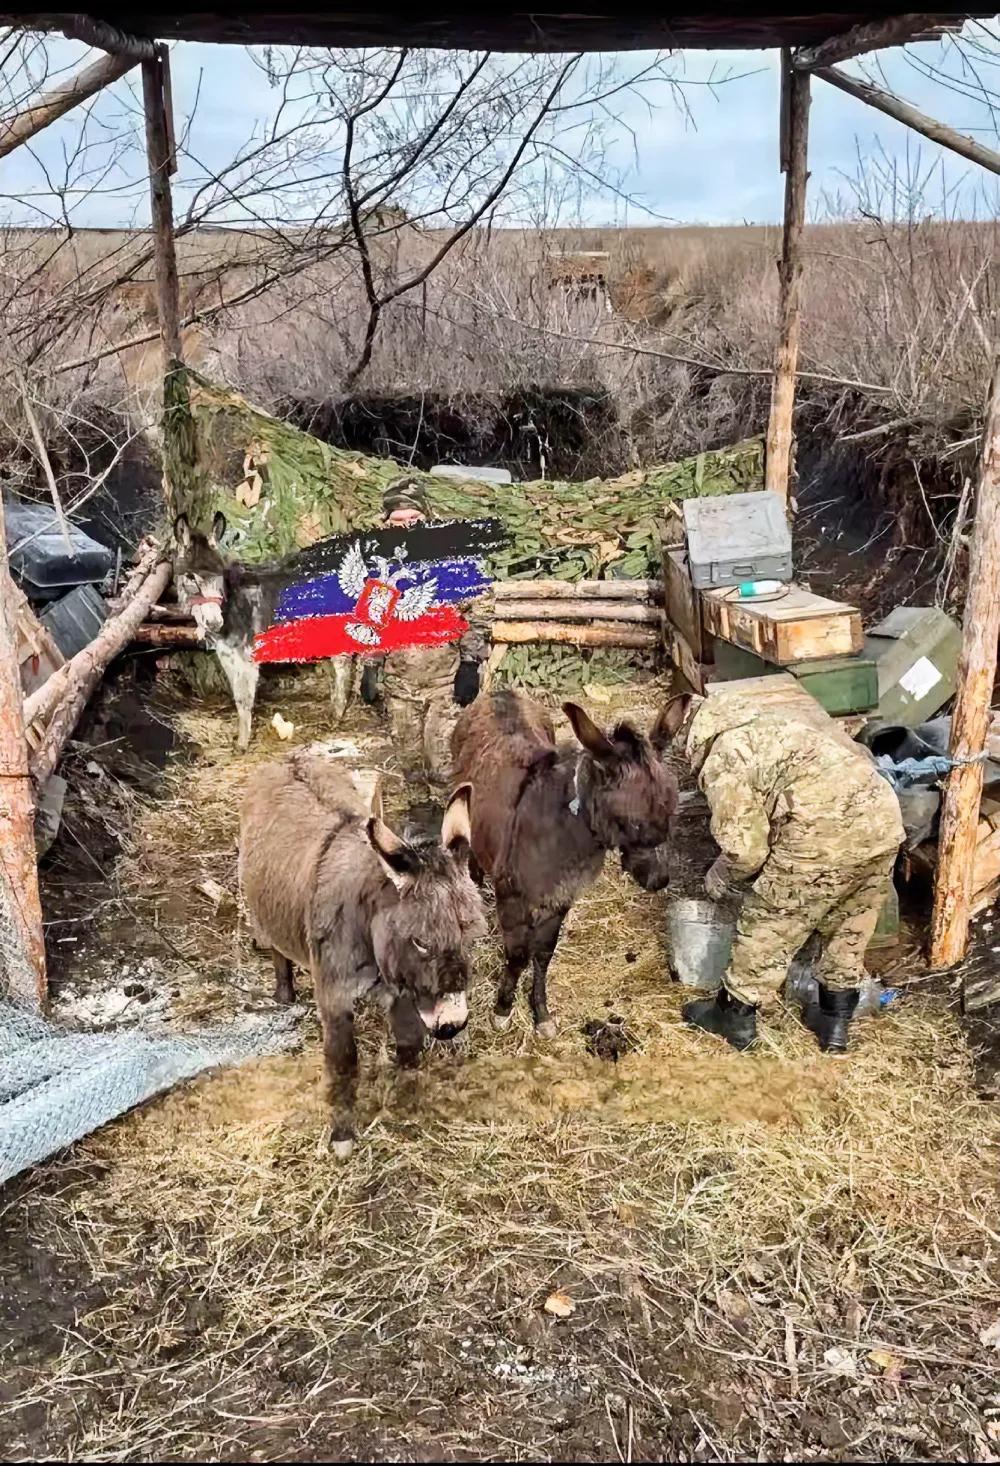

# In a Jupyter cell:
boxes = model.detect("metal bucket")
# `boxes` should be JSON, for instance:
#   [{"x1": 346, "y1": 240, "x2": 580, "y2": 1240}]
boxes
[{"x1": 666, "y1": 897, "x2": 735, "y2": 990}]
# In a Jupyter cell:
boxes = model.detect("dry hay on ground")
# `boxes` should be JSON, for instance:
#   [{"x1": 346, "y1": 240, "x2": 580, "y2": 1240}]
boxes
[{"x1": 4, "y1": 674, "x2": 1000, "y2": 1462}]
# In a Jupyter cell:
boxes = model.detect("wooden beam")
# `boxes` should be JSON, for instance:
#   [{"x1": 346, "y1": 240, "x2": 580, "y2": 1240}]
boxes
[
  {"x1": 814, "y1": 65, "x2": 1000, "y2": 177},
  {"x1": 929, "y1": 356, "x2": 1000, "y2": 970},
  {"x1": 0, "y1": 48, "x2": 136, "y2": 160},
  {"x1": 764, "y1": 53, "x2": 811, "y2": 503},
  {"x1": 50, "y1": 15, "x2": 159, "y2": 60},
  {"x1": 0, "y1": 493, "x2": 46, "y2": 1007},
  {"x1": 141, "y1": 47, "x2": 182, "y2": 365},
  {"x1": 794, "y1": 14, "x2": 963, "y2": 70}
]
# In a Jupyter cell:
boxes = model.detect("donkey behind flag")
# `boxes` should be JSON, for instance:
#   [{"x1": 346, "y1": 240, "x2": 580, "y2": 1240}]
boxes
[{"x1": 253, "y1": 518, "x2": 507, "y2": 664}]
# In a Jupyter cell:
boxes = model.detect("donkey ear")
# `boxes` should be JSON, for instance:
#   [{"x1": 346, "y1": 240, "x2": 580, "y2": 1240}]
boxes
[
  {"x1": 441, "y1": 783, "x2": 472, "y2": 854},
  {"x1": 209, "y1": 511, "x2": 227, "y2": 547},
  {"x1": 650, "y1": 694, "x2": 692, "y2": 753},
  {"x1": 366, "y1": 816, "x2": 420, "y2": 887},
  {"x1": 563, "y1": 702, "x2": 617, "y2": 761},
  {"x1": 368, "y1": 774, "x2": 385, "y2": 825},
  {"x1": 173, "y1": 514, "x2": 192, "y2": 550}
]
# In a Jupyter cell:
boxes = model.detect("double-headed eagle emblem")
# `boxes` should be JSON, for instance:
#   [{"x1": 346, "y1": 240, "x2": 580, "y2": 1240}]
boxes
[{"x1": 336, "y1": 542, "x2": 438, "y2": 647}]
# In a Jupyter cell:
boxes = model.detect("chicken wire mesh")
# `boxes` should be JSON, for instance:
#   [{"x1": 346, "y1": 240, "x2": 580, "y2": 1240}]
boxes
[{"x1": 0, "y1": 863, "x2": 301, "y2": 1187}]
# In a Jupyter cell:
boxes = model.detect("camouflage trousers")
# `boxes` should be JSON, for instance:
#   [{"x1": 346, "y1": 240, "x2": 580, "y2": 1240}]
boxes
[
  {"x1": 725, "y1": 850, "x2": 897, "y2": 1006},
  {"x1": 384, "y1": 683, "x2": 459, "y2": 791}
]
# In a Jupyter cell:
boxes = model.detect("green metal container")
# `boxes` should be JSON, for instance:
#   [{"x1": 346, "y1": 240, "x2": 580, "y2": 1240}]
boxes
[
  {"x1": 711, "y1": 639, "x2": 878, "y2": 716},
  {"x1": 864, "y1": 606, "x2": 961, "y2": 730}
]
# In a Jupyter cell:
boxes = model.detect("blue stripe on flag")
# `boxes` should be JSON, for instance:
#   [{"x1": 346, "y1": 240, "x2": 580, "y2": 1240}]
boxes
[{"x1": 275, "y1": 556, "x2": 492, "y2": 623}]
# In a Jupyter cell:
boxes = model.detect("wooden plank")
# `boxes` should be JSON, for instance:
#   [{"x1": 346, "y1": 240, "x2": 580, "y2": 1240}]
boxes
[
  {"x1": 702, "y1": 585, "x2": 863, "y2": 664},
  {"x1": 663, "y1": 622, "x2": 705, "y2": 694},
  {"x1": 932, "y1": 356, "x2": 1000, "y2": 971},
  {"x1": 663, "y1": 548, "x2": 703, "y2": 660}
]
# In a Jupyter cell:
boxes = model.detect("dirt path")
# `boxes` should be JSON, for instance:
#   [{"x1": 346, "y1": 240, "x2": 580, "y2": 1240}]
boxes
[{"x1": 3, "y1": 670, "x2": 1000, "y2": 1462}]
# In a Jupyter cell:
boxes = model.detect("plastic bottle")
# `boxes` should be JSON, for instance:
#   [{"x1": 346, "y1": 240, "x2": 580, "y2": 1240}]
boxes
[
  {"x1": 786, "y1": 967, "x2": 901, "y2": 1015},
  {"x1": 856, "y1": 977, "x2": 901, "y2": 1016},
  {"x1": 737, "y1": 579, "x2": 784, "y2": 598}
]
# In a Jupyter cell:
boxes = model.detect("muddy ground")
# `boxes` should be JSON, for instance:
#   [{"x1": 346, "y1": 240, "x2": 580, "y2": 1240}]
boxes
[{"x1": 2, "y1": 663, "x2": 1000, "y2": 1463}]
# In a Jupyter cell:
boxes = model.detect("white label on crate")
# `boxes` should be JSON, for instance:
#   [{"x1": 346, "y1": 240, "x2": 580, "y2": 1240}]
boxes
[{"x1": 899, "y1": 656, "x2": 942, "y2": 701}]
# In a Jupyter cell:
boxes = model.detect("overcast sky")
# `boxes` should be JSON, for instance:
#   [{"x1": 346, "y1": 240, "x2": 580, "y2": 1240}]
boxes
[{"x1": 3, "y1": 27, "x2": 1000, "y2": 229}]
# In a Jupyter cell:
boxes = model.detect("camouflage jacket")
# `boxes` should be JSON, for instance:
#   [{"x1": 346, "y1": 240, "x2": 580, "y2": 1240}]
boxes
[
  {"x1": 379, "y1": 591, "x2": 493, "y2": 696},
  {"x1": 684, "y1": 695, "x2": 905, "y2": 878}
]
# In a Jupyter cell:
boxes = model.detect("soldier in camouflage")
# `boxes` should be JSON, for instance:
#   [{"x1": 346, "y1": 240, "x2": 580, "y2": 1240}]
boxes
[
  {"x1": 670, "y1": 692, "x2": 904, "y2": 1054},
  {"x1": 363, "y1": 478, "x2": 491, "y2": 796}
]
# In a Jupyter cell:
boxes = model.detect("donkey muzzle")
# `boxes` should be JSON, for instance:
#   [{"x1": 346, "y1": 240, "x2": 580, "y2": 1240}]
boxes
[{"x1": 418, "y1": 991, "x2": 469, "y2": 1041}]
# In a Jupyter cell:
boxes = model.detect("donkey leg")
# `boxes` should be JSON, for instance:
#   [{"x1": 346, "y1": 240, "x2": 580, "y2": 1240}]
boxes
[
  {"x1": 494, "y1": 893, "x2": 530, "y2": 1030},
  {"x1": 318, "y1": 995, "x2": 358, "y2": 1160},
  {"x1": 216, "y1": 642, "x2": 260, "y2": 752},
  {"x1": 528, "y1": 909, "x2": 566, "y2": 1039},
  {"x1": 390, "y1": 992, "x2": 427, "y2": 1069},
  {"x1": 272, "y1": 951, "x2": 296, "y2": 1006}
]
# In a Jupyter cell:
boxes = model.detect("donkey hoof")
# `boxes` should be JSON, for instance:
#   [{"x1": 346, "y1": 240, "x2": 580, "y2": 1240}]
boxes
[
  {"x1": 492, "y1": 1011, "x2": 513, "y2": 1032},
  {"x1": 535, "y1": 1018, "x2": 559, "y2": 1040},
  {"x1": 327, "y1": 1133, "x2": 355, "y2": 1162}
]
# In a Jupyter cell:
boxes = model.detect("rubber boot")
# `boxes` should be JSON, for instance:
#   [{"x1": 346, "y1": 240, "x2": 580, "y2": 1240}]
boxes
[
  {"x1": 801, "y1": 983, "x2": 859, "y2": 1055},
  {"x1": 682, "y1": 987, "x2": 758, "y2": 1052}
]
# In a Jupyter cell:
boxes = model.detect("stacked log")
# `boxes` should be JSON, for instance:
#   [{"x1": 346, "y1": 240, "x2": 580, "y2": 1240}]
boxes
[
  {"x1": 129, "y1": 577, "x2": 666, "y2": 653},
  {"x1": 492, "y1": 578, "x2": 663, "y2": 651}
]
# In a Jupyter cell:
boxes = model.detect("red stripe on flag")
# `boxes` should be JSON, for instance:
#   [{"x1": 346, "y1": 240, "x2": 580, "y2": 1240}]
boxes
[{"x1": 253, "y1": 606, "x2": 469, "y2": 664}]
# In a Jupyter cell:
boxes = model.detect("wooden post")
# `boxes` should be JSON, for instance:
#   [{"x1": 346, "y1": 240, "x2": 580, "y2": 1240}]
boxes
[
  {"x1": 141, "y1": 46, "x2": 203, "y2": 519},
  {"x1": 141, "y1": 48, "x2": 182, "y2": 366},
  {"x1": 0, "y1": 494, "x2": 46, "y2": 1007},
  {"x1": 929, "y1": 356, "x2": 1000, "y2": 969},
  {"x1": 0, "y1": 49, "x2": 138, "y2": 160},
  {"x1": 764, "y1": 52, "x2": 811, "y2": 504}
]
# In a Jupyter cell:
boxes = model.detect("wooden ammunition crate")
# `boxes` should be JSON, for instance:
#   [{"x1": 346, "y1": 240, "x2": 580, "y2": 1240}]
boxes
[{"x1": 702, "y1": 584, "x2": 863, "y2": 665}]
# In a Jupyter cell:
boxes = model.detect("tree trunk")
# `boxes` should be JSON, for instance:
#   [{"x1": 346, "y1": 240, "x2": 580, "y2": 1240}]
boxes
[
  {"x1": 492, "y1": 620, "x2": 658, "y2": 649},
  {"x1": 764, "y1": 54, "x2": 811, "y2": 503},
  {"x1": 30, "y1": 559, "x2": 173, "y2": 787},
  {"x1": 929, "y1": 357, "x2": 1000, "y2": 969},
  {"x1": 0, "y1": 495, "x2": 46, "y2": 1007}
]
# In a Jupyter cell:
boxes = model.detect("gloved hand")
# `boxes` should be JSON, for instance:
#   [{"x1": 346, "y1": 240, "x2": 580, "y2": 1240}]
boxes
[
  {"x1": 704, "y1": 854, "x2": 735, "y2": 903},
  {"x1": 454, "y1": 659, "x2": 480, "y2": 707}
]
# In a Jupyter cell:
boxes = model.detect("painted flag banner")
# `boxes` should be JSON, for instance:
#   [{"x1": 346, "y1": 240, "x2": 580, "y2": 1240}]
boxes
[{"x1": 253, "y1": 517, "x2": 508, "y2": 664}]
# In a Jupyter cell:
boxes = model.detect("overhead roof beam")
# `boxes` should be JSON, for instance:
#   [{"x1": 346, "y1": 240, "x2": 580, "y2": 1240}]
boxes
[
  {"x1": 814, "y1": 62, "x2": 1000, "y2": 175},
  {"x1": 793, "y1": 12, "x2": 968, "y2": 70},
  {"x1": 9, "y1": 11, "x2": 158, "y2": 59}
]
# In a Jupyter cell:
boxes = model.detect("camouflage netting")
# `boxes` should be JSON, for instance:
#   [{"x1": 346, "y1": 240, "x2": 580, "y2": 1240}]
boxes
[{"x1": 170, "y1": 370, "x2": 764, "y2": 694}]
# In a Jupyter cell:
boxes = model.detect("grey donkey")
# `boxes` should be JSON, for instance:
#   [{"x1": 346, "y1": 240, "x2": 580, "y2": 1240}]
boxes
[{"x1": 239, "y1": 750, "x2": 487, "y2": 1157}]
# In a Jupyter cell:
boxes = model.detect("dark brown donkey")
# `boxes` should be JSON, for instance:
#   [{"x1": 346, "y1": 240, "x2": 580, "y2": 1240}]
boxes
[
  {"x1": 239, "y1": 751, "x2": 487, "y2": 1157},
  {"x1": 452, "y1": 690, "x2": 680, "y2": 1035}
]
